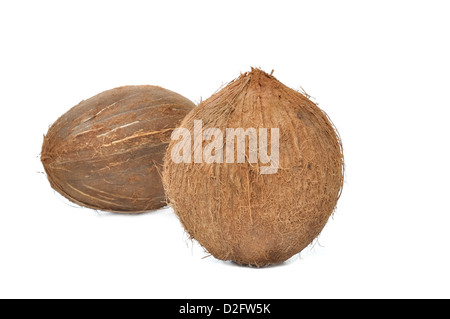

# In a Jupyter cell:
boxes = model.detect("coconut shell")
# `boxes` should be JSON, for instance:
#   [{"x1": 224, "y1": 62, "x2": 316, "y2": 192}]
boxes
[
  {"x1": 42, "y1": 85, "x2": 195, "y2": 213},
  {"x1": 163, "y1": 69, "x2": 344, "y2": 266}
]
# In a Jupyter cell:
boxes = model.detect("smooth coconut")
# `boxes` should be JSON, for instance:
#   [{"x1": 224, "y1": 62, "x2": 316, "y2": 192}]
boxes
[
  {"x1": 163, "y1": 69, "x2": 344, "y2": 266},
  {"x1": 42, "y1": 85, "x2": 195, "y2": 213}
]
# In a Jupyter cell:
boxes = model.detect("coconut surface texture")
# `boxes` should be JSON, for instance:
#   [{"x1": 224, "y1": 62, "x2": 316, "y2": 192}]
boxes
[
  {"x1": 42, "y1": 85, "x2": 195, "y2": 213},
  {"x1": 163, "y1": 69, "x2": 344, "y2": 266}
]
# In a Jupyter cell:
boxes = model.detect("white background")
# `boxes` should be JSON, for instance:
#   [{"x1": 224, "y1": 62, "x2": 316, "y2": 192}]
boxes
[{"x1": 1, "y1": 0, "x2": 449, "y2": 299}]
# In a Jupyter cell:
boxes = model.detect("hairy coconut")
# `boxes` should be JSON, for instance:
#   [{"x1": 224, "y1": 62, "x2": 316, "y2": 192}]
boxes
[
  {"x1": 163, "y1": 69, "x2": 344, "y2": 266},
  {"x1": 42, "y1": 85, "x2": 195, "y2": 213}
]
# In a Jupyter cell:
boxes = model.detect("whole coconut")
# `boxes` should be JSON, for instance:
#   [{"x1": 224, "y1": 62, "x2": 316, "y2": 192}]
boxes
[
  {"x1": 163, "y1": 69, "x2": 344, "y2": 266},
  {"x1": 42, "y1": 85, "x2": 195, "y2": 213}
]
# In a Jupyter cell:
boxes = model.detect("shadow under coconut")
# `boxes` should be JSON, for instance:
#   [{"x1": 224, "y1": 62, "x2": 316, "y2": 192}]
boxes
[
  {"x1": 205, "y1": 243, "x2": 324, "y2": 268},
  {"x1": 92, "y1": 205, "x2": 173, "y2": 218},
  {"x1": 217, "y1": 256, "x2": 298, "y2": 269},
  {"x1": 51, "y1": 189, "x2": 172, "y2": 217},
  {"x1": 44, "y1": 185, "x2": 171, "y2": 217}
]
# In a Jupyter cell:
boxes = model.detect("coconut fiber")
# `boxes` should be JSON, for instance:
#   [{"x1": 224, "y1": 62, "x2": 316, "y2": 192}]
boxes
[
  {"x1": 163, "y1": 69, "x2": 344, "y2": 266},
  {"x1": 42, "y1": 85, "x2": 195, "y2": 213}
]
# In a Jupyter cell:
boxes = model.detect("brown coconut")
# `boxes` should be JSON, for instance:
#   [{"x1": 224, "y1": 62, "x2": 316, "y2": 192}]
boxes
[
  {"x1": 41, "y1": 85, "x2": 195, "y2": 213},
  {"x1": 163, "y1": 69, "x2": 344, "y2": 266}
]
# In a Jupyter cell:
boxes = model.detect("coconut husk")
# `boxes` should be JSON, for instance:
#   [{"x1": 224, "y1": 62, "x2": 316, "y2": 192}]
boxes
[
  {"x1": 42, "y1": 85, "x2": 195, "y2": 213},
  {"x1": 163, "y1": 69, "x2": 344, "y2": 266}
]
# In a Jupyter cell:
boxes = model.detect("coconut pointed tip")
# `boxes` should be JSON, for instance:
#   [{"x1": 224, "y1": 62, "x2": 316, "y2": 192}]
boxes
[
  {"x1": 248, "y1": 67, "x2": 272, "y2": 77},
  {"x1": 235, "y1": 67, "x2": 280, "y2": 90},
  {"x1": 237, "y1": 67, "x2": 277, "y2": 84}
]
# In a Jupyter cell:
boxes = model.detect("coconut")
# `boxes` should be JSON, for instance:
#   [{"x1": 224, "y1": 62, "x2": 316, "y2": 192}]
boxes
[
  {"x1": 41, "y1": 85, "x2": 195, "y2": 213},
  {"x1": 163, "y1": 69, "x2": 344, "y2": 266}
]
